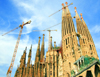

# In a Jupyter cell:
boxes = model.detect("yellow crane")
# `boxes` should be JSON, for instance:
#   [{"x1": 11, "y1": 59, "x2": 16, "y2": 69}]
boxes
[{"x1": 2, "y1": 20, "x2": 31, "y2": 77}]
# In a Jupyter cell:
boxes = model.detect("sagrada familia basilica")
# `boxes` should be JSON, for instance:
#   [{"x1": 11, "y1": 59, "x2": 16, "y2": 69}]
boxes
[{"x1": 14, "y1": 2, "x2": 100, "y2": 77}]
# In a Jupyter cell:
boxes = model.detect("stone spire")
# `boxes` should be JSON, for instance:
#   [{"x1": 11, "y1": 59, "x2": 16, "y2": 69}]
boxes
[
  {"x1": 74, "y1": 7, "x2": 81, "y2": 21},
  {"x1": 40, "y1": 34, "x2": 45, "y2": 62},
  {"x1": 34, "y1": 37, "x2": 41, "y2": 77},
  {"x1": 27, "y1": 45, "x2": 32, "y2": 64},
  {"x1": 36, "y1": 37, "x2": 41, "y2": 62},
  {"x1": 14, "y1": 47, "x2": 27, "y2": 77},
  {"x1": 20, "y1": 55, "x2": 23, "y2": 63},
  {"x1": 26, "y1": 45, "x2": 32, "y2": 77},
  {"x1": 65, "y1": 2, "x2": 71, "y2": 16},
  {"x1": 54, "y1": 41, "x2": 56, "y2": 47},
  {"x1": 22, "y1": 67, "x2": 26, "y2": 77},
  {"x1": 62, "y1": 3, "x2": 78, "y2": 76},
  {"x1": 80, "y1": 13, "x2": 93, "y2": 38},
  {"x1": 80, "y1": 13, "x2": 87, "y2": 26},
  {"x1": 62, "y1": 3, "x2": 65, "y2": 18},
  {"x1": 22, "y1": 47, "x2": 27, "y2": 65},
  {"x1": 80, "y1": 13, "x2": 99, "y2": 59},
  {"x1": 50, "y1": 36, "x2": 52, "y2": 50},
  {"x1": 75, "y1": 7, "x2": 90, "y2": 57},
  {"x1": 29, "y1": 61, "x2": 33, "y2": 77},
  {"x1": 74, "y1": 7, "x2": 85, "y2": 36}
]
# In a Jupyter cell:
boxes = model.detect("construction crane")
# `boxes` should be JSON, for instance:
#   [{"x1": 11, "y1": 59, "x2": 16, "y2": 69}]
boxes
[
  {"x1": 2, "y1": 20, "x2": 31, "y2": 77},
  {"x1": 33, "y1": 23, "x2": 61, "y2": 51},
  {"x1": 33, "y1": 29, "x2": 57, "y2": 51},
  {"x1": 49, "y1": 2, "x2": 73, "y2": 17}
]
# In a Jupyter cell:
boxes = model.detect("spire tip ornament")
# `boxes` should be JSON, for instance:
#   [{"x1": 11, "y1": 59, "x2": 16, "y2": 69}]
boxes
[
  {"x1": 39, "y1": 37, "x2": 41, "y2": 39},
  {"x1": 80, "y1": 13, "x2": 83, "y2": 19},
  {"x1": 74, "y1": 7, "x2": 77, "y2": 12},
  {"x1": 62, "y1": 3, "x2": 64, "y2": 6},
  {"x1": 43, "y1": 34, "x2": 45, "y2": 36},
  {"x1": 65, "y1": 2, "x2": 68, "y2": 7}
]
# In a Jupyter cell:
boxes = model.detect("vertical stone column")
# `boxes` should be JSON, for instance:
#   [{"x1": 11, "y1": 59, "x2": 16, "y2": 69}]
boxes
[{"x1": 77, "y1": 62, "x2": 79, "y2": 70}]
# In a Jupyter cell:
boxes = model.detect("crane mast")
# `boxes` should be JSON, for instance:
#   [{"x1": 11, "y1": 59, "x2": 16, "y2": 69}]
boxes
[
  {"x1": 33, "y1": 29, "x2": 57, "y2": 51},
  {"x1": 47, "y1": 30, "x2": 57, "y2": 51},
  {"x1": 7, "y1": 28, "x2": 23, "y2": 77},
  {"x1": 4, "y1": 21, "x2": 31, "y2": 77}
]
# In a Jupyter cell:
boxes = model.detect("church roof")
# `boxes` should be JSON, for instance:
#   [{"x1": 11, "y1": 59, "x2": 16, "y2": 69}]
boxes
[{"x1": 72, "y1": 55, "x2": 100, "y2": 77}]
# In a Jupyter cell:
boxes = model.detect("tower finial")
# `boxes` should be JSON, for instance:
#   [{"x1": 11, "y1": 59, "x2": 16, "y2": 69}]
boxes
[
  {"x1": 74, "y1": 7, "x2": 77, "y2": 12},
  {"x1": 40, "y1": 34, "x2": 45, "y2": 62},
  {"x1": 80, "y1": 13, "x2": 86, "y2": 26},
  {"x1": 62, "y1": 3, "x2": 65, "y2": 18},
  {"x1": 49, "y1": 36, "x2": 52, "y2": 50},
  {"x1": 80, "y1": 13, "x2": 83, "y2": 20},
  {"x1": 65, "y1": 2, "x2": 71, "y2": 16},
  {"x1": 74, "y1": 7, "x2": 81, "y2": 20},
  {"x1": 39, "y1": 37, "x2": 41, "y2": 39},
  {"x1": 54, "y1": 41, "x2": 56, "y2": 47},
  {"x1": 62, "y1": 3, "x2": 64, "y2": 7},
  {"x1": 65, "y1": 2, "x2": 68, "y2": 7}
]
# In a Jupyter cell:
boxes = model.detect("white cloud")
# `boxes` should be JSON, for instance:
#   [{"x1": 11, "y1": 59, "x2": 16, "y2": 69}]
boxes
[
  {"x1": 0, "y1": 32, "x2": 38, "y2": 68},
  {"x1": 1, "y1": 0, "x2": 100, "y2": 77},
  {"x1": 10, "y1": 0, "x2": 62, "y2": 49},
  {"x1": 90, "y1": 25, "x2": 100, "y2": 33}
]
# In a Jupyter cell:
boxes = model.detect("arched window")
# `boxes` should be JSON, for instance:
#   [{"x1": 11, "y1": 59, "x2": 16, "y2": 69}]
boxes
[
  {"x1": 68, "y1": 37, "x2": 69, "y2": 43},
  {"x1": 90, "y1": 45, "x2": 92, "y2": 50},
  {"x1": 79, "y1": 61, "x2": 81, "y2": 68},
  {"x1": 83, "y1": 39, "x2": 85, "y2": 44},
  {"x1": 69, "y1": 62, "x2": 71, "y2": 69},
  {"x1": 66, "y1": 39, "x2": 67, "y2": 45}
]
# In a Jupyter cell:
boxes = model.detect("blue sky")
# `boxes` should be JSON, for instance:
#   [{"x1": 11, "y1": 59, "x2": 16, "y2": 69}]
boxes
[{"x1": 0, "y1": 0, "x2": 100, "y2": 77}]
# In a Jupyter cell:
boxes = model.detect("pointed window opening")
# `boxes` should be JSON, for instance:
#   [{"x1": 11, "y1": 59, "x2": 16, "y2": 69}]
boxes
[
  {"x1": 83, "y1": 39, "x2": 85, "y2": 44},
  {"x1": 50, "y1": 64, "x2": 52, "y2": 69},
  {"x1": 79, "y1": 61, "x2": 81, "y2": 68},
  {"x1": 69, "y1": 62, "x2": 71, "y2": 69},
  {"x1": 90, "y1": 45, "x2": 92, "y2": 50},
  {"x1": 65, "y1": 28, "x2": 66, "y2": 35},
  {"x1": 69, "y1": 23, "x2": 71, "y2": 33},
  {"x1": 50, "y1": 71, "x2": 52, "y2": 75},
  {"x1": 68, "y1": 37, "x2": 69, "y2": 43},
  {"x1": 66, "y1": 39, "x2": 68, "y2": 45},
  {"x1": 67, "y1": 29, "x2": 68, "y2": 34},
  {"x1": 67, "y1": 54, "x2": 68, "y2": 57}
]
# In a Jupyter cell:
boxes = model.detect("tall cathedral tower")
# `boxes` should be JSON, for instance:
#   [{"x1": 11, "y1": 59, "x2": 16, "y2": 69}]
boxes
[
  {"x1": 80, "y1": 13, "x2": 99, "y2": 59},
  {"x1": 74, "y1": 7, "x2": 90, "y2": 57},
  {"x1": 62, "y1": 2, "x2": 80, "y2": 77},
  {"x1": 40, "y1": 34, "x2": 45, "y2": 77},
  {"x1": 26, "y1": 45, "x2": 32, "y2": 77},
  {"x1": 46, "y1": 36, "x2": 58, "y2": 77},
  {"x1": 14, "y1": 2, "x2": 100, "y2": 77},
  {"x1": 34, "y1": 37, "x2": 41, "y2": 77}
]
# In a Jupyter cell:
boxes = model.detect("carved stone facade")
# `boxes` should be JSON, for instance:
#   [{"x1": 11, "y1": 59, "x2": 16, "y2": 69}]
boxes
[
  {"x1": 58, "y1": 52, "x2": 63, "y2": 77},
  {"x1": 14, "y1": 2, "x2": 100, "y2": 77}
]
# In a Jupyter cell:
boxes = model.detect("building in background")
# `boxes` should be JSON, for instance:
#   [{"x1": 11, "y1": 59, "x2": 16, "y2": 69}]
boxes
[{"x1": 14, "y1": 2, "x2": 100, "y2": 77}]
